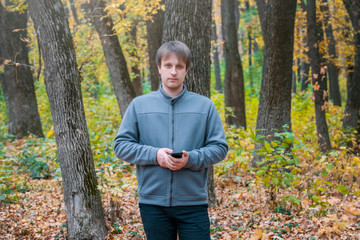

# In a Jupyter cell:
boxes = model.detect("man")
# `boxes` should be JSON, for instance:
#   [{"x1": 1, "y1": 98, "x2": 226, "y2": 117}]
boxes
[{"x1": 114, "y1": 41, "x2": 228, "y2": 240}]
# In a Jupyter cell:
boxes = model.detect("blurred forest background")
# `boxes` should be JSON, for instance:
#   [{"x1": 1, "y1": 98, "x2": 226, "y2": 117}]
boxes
[{"x1": 0, "y1": 0, "x2": 360, "y2": 239}]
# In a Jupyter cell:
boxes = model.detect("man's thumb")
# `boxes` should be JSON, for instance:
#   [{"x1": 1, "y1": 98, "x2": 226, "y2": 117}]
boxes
[{"x1": 163, "y1": 148, "x2": 173, "y2": 154}]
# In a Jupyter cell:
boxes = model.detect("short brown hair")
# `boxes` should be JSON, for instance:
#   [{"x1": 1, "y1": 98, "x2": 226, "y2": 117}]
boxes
[{"x1": 156, "y1": 41, "x2": 191, "y2": 70}]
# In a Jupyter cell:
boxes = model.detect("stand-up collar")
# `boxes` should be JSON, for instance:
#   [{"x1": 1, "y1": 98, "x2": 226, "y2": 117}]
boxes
[{"x1": 158, "y1": 85, "x2": 188, "y2": 105}]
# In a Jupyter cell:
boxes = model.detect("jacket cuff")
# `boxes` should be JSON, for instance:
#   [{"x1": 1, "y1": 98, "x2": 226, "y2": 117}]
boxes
[
  {"x1": 185, "y1": 151, "x2": 196, "y2": 169},
  {"x1": 152, "y1": 147, "x2": 160, "y2": 165}
]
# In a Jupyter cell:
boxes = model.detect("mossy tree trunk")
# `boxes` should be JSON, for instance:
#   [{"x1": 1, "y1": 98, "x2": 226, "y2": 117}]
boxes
[{"x1": 28, "y1": 0, "x2": 107, "y2": 238}]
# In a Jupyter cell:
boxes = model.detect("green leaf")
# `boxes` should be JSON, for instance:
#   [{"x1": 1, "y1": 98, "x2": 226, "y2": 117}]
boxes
[
  {"x1": 271, "y1": 141, "x2": 278, "y2": 148},
  {"x1": 272, "y1": 177, "x2": 280, "y2": 185},
  {"x1": 336, "y1": 185, "x2": 349, "y2": 195},
  {"x1": 256, "y1": 170, "x2": 266, "y2": 176},
  {"x1": 284, "y1": 179, "x2": 291, "y2": 187},
  {"x1": 312, "y1": 195, "x2": 321, "y2": 203},
  {"x1": 264, "y1": 142, "x2": 274, "y2": 153},
  {"x1": 317, "y1": 187, "x2": 327, "y2": 193},
  {"x1": 294, "y1": 157, "x2": 300, "y2": 166},
  {"x1": 289, "y1": 195, "x2": 301, "y2": 206}
]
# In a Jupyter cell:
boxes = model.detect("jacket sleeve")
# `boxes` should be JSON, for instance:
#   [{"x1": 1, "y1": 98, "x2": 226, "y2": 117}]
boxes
[
  {"x1": 185, "y1": 102, "x2": 228, "y2": 171},
  {"x1": 113, "y1": 101, "x2": 159, "y2": 166}
]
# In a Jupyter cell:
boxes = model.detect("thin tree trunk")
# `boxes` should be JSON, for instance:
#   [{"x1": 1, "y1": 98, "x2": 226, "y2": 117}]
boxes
[
  {"x1": 322, "y1": 0, "x2": 341, "y2": 106},
  {"x1": 28, "y1": 0, "x2": 107, "y2": 239},
  {"x1": 307, "y1": 0, "x2": 331, "y2": 152},
  {"x1": 253, "y1": 0, "x2": 297, "y2": 164},
  {"x1": 212, "y1": 20, "x2": 222, "y2": 93},
  {"x1": 88, "y1": 0, "x2": 136, "y2": 117},
  {"x1": 300, "y1": 60, "x2": 310, "y2": 91},
  {"x1": 221, "y1": 0, "x2": 247, "y2": 128},
  {"x1": 342, "y1": 0, "x2": 360, "y2": 148},
  {"x1": 292, "y1": 69, "x2": 297, "y2": 93},
  {"x1": 146, "y1": 0, "x2": 164, "y2": 91},
  {"x1": 129, "y1": 22, "x2": 143, "y2": 96},
  {"x1": 300, "y1": 0, "x2": 311, "y2": 92},
  {"x1": 162, "y1": 0, "x2": 215, "y2": 207},
  {"x1": 69, "y1": 0, "x2": 80, "y2": 25},
  {"x1": 0, "y1": 3, "x2": 43, "y2": 139},
  {"x1": 246, "y1": 0, "x2": 254, "y2": 95},
  {"x1": 0, "y1": 73, "x2": 6, "y2": 106}
]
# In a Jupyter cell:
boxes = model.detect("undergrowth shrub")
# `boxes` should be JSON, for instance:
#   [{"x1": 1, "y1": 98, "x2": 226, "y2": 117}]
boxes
[
  {"x1": 248, "y1": 125, "x2": 302, "y2": 208},
  {"x1": 17, "y1": 151, "x2": 51, "y2": 180}
]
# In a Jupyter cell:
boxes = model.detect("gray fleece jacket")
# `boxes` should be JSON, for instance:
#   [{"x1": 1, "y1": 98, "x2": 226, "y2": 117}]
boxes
[{"x1": 114, "y1": 85, "x2": 228, "y2": 207}]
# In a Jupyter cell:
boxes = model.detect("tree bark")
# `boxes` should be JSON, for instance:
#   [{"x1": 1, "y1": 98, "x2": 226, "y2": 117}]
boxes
[
  {"x1": 307, "y1": 0, "x2": 332, "y2": 152},
  {"x1": 342, "y1": 0, "x2": 360, "y2": 148},
  {"x1": 163, "y1": 0, "x2": 211, "y2": 96},
  {"x1": 299, "y1": 0, "x2": 311, "y2": 92},
  {"x1": 162, "y1": 0, "x2": 216, "y2": 207},
  {"x1": 322, "y1": 0, "x2": 341, "y2": 106},
  {"x1": 28, "y1": 0, "x2": 107, "y2": 239},
  {"x1": 146, "y1": 0, "x2": 164, "y2": 91},
  {"x1": 221, "y1": 0, "x2": 247, "y2": 128},
  {"x1": 246, "y1": 1, "x2": 255, "y2": 95},
  {"x1": 0, "y1": 2, "x2": 43, "y2": 139},
  {"x1": 129, "y1": 21, "x2": 143, "y2": 96},
  {"x1": 254, "y1": 0, "x2": 297, "y2": 164},
  {"x1": 88, "y1": 0, "x2": 136, "y2": 117},
  {"x1": 212, "y1": 20, "x2": 222, "y2": 93}
]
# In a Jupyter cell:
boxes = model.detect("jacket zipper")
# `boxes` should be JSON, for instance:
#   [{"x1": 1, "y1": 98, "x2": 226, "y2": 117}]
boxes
[{"x1": 170, "y1": 102, "x2": 175, "y2": 206}]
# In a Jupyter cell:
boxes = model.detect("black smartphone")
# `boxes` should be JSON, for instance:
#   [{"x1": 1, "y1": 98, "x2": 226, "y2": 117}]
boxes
[{"x1": 170, "y1": 152, "x2": 183, "y2": 158}]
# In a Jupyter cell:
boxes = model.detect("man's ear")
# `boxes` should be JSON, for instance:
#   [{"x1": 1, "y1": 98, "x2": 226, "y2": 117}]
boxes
[{"x1": 157, "y1": 65, "x2": 161, "y2": 74}]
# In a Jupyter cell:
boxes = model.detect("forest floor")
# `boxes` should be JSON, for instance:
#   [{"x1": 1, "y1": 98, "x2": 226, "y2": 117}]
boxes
[{"x1": 1, "y1": 165, "x2": 360, "y2": 240}]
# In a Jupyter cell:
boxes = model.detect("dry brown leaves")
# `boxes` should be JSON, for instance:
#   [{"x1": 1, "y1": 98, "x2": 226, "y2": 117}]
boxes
[{"x1": 1, "y1": 170, "x2": 360, "y2": 239}]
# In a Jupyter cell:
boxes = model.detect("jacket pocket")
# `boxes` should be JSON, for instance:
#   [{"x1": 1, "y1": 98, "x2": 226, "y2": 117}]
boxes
[
  {"x1": 173, "y1": 168, "x2": 207, "y2": 198},
  {"x1": 138, "y1": 165, "x2": 169, "y2": 197}
]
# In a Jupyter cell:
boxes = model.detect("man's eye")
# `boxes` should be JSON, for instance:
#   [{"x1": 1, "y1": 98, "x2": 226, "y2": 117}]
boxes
[
  {"x1": 177, "y1": 66, "x2": 184, "y2": 69},
  {"x1": 165, "y1": 64, "x2": 171, "y2": 68}
]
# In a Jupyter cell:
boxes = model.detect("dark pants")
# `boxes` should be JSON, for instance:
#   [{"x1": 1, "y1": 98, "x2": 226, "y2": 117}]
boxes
[{"x1": 139, "y1": 203, "x2": 210, "y2": 240}]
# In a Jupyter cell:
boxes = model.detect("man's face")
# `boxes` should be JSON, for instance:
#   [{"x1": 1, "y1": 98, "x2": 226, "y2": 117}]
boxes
[{"x1": 158, "y1": 54, "x2": 187, "y2": 95}]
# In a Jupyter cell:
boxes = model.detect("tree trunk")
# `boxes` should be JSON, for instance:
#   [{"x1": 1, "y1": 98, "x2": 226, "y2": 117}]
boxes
[
  {"x1": 69, "y1": 0, "x2": 80, "y2": 25},
  {"x1": 307, "y1": 0, "x2": 331, "y2": 152},
  {"x1": 246, "y1": 0, "x2": 254, "y2": 95},
  {"x1": 0, "y1": 3, "x2": 43, "y2": 139},
  {"x1": 88, "y1": 0, "x2": 136, "y2": 117},
  {"x1": 163, "y1": 0, "x2": 211, "y2": 96},
  {"x1": 129, "y1": 22, "x2": 143, "y2": 96},
  {"x1": 0, "y1": 73, "x2": 7, "y2": 107},
  {"x1": 300, "y1": 60, "x2": 310, "y2": 91},
  {"x1": 221, "y1": 0, "x2": 247, "y2": 128},
  {"x1": 322, "y1": 0, "x2": 341, "y2": 106},
  {"x1": 146, "y1": 0, "x2": 164, "y2": 91},
  {"x1": 300, "y1": 0, "x2": 311, "y2": 92},
  {"x1": 212, "y1": 20, "x2": 222, "y2": 93},
  {"x1": 254, "y1": 0, "x2": 297, "y2": 164},
  {"x1": 292, "y1": 69, "x2": 297, "y2": 93},
  {"x1": 162, "y1": 0, "x2": 216, "y2": 207},
  {"x1": 342, "y1": 0, "x2": 360, "y2": 148},
  {"x1": 28, "y1": 0, "x2": 107, "y2": 239}
]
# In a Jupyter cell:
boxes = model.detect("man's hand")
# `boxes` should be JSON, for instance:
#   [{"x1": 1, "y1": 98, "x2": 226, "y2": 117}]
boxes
[
  {"x1": 156, "y1": 149, "x2": 189, "y2": 170},
  {"x1": 167, "y1": 150, "x2": 189, "y2": 171},
  {"x1": 156, "y1": 148, "x2": 173, "y2": 168}
]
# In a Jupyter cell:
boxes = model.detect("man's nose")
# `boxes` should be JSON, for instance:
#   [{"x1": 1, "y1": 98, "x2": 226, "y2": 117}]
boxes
[{"x1": 171, "y1": 67, "x2": 177, "y2": 75}]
